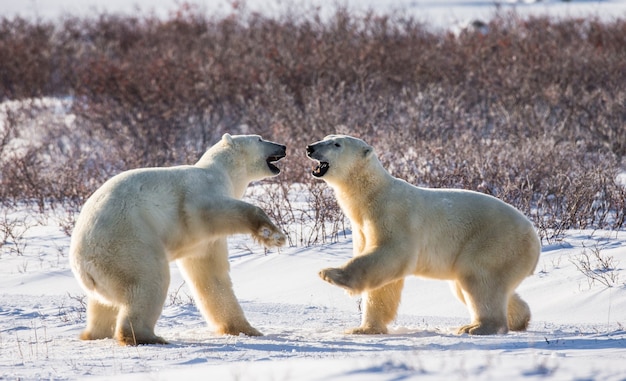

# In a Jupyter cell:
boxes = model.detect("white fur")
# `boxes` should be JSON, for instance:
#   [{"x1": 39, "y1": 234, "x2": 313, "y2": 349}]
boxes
[
  {"x1": 307, "y1": 135, "x2": 540, "y2": 335},
  {"x1": 70, "y1": 134, "x2": 286, "y2": 345}
]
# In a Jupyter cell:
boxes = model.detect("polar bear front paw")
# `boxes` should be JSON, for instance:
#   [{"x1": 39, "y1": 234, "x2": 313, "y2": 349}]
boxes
[
  {"x1": 218, "y1": 324, "x2": 263, "y2": 337},
  {"x1": 256, "y1": 225, "x2": 287, "y2": 247},
  {"x1": 319, "y1": 267, "x2": 358, "y2": 292}
]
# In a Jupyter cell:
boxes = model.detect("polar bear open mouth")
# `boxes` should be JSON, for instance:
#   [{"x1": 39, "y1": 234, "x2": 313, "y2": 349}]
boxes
[
  {"x1": 266, "y1": 154, "x2": 286, "y2": 174},
  {"x1": 311, "y1": 161, "x2": 330, "y2": 177}
]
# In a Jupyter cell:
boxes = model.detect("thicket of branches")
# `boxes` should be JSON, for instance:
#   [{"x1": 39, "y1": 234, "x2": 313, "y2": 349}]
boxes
[{"x1": 1, "y1": 5, "x2": 625, "y2": 243}]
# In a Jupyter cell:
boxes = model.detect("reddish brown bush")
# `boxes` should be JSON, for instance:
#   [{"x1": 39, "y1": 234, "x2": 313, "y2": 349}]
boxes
[{"x1": 0, "y1": 7, "x2": 624, "y2": 243}]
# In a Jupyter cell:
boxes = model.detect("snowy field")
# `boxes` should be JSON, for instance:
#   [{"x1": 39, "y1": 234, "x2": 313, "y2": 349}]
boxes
[
  {"x1": 2, "y1": 0, "x2": 626, "y2": 380},
  {"x1": 1, "y1": 207, "x2": 625, "y2": 380}
]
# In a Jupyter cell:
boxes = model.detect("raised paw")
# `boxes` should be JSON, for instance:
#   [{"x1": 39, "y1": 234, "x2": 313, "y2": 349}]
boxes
[
  {"x1": 319, "y1": 267, "x2": 359, "y2": 293},
  {"x1": 256, "y1": 224, "x2": 286, "y2": 247}
]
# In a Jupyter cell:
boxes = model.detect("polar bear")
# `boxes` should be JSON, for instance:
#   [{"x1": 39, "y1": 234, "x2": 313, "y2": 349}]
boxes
[
  {"x1": 306, "y1": 135, "x2": 540, "y2": 335},
  {"x1": 69, "y1": 134, "x2": 287, "y2": 345}
]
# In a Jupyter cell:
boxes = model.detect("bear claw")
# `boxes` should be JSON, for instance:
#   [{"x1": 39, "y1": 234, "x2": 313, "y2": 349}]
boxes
[
  {"x1": 272, "y1": 232, "x2": 286, "y2": 246},
  {"x1": 261, "y1": 227, "x2": 271, "y2": 238},
  {"x1": 257, "y1": 226, "x2": 286, "y2": 247}
]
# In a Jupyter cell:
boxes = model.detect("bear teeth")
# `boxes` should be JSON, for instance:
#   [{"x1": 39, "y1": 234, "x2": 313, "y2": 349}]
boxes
[{"x1": 312, "y1": 162, "x2": 330, "y2": 177}]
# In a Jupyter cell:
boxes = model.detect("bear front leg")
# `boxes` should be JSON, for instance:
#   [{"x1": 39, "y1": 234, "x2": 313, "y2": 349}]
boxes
[
  {"x1": 347, "y1": 278, "x2": 405, "y2": 335},
  {"x1": 246, "y1": 205, "x2": 286, "y2": 248},
  {"x1": 319, "y1": 268, "x2": 357, "y2": 293},
  {"x1": 196, "y1": 198, "x2": 286, "y2": 248},
  {"x1": 319, "y1": 245, "x2": 410, "y2": 295},
  {"x1": 177, "y1": 242, "x2": 262, "y2": 337}
]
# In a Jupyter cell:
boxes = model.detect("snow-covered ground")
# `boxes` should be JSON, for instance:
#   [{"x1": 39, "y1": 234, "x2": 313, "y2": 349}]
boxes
[{"x1": 1, "y1": 202, "x2": 625, "y2": 380}]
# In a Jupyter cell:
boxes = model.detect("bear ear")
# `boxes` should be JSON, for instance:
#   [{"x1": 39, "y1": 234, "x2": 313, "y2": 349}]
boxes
[{"x1": 222, "y1": 133, "x2": 234, "y2": 146}]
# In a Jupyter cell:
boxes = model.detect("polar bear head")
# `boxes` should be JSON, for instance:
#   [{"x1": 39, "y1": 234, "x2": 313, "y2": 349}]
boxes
[
  {"x1": 199, "y1": 133, "x2": 286, "y2": 182},
  {"x1": 227, "y1": 133, "x2": 286, "y2": 179},
  {"x1": 306, "y1": 135, "x2": 375, "y2": 183}
]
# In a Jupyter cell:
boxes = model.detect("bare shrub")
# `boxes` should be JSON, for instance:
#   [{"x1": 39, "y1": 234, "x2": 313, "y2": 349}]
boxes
[
  {"x1": 249, "y1": 181, "x2": 347, "y2": 246},
  {"x1": 167, "y1": 282, "x2": 195, "y2": 307},
  {"x1": 0, "y1": 210, "x2": 31, "y2": 257},
  {"x1": 57, "y1": 293, "x2": 86, "y2": 323},
  {"x1": 1, "y1": 7, "x2": 625, "y2": 244},
  {"x1": 571, "y1": 244, "x2": 621, "y2": 288}
]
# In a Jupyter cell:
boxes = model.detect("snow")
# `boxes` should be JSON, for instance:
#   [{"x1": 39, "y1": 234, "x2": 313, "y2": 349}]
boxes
[
  {"x1": 1, "y1": 1, "x2": 626, "y2": 380},
  {"x1": 1, "y1": 203, "x2": 625, "y2": 380},
  {"x1": 4, "y1": 0, "x2": 626, "y2": 30}
]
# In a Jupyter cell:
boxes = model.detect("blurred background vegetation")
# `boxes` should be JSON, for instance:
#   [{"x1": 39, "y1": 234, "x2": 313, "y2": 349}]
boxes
[{"x1": 0, "y1": 5, "x2": 624, "y2": 244}]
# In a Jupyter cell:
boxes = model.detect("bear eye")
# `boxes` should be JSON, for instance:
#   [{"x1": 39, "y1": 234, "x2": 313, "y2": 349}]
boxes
[{"x1": 334, "y1": 143, "x2": 341, "y2": 147}]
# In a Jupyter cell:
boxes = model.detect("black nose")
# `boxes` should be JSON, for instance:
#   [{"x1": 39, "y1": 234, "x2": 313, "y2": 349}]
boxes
[{"x1": 306, "y1": 145, "x2": 314, "y2": 154}]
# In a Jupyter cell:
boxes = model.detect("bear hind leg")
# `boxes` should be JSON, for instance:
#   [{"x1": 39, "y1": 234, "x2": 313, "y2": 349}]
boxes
[
  {"x1": 507, "y1": 293, "x2": 531, "y2": 331},
  {"x1": 454, "y1": 278, "x2": 509, "y2": 335},
  {"x1": 114, "y1": 257, "x2": 170, "y2": 346},
  {"x1": 80, "y1": 298, "x2": 117, "y2": 341},
  {"x1": 347, "y1": 279, "x2": 405, "y2": 335},
  {"x1": 115, "y1": 304, "x2": 168, "y2": 346}
]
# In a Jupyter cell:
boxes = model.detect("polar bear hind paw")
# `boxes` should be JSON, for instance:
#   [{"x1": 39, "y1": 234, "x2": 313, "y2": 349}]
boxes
[
  {"x1": 457, "y1": 321, "x2": 508, "y2": 335},
  {"x1": 346, "y1": 326, "x2": 388, "y2": 335},
  {"x1": 116, "y1": 333, "x2": 169, "y2": 346}
]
